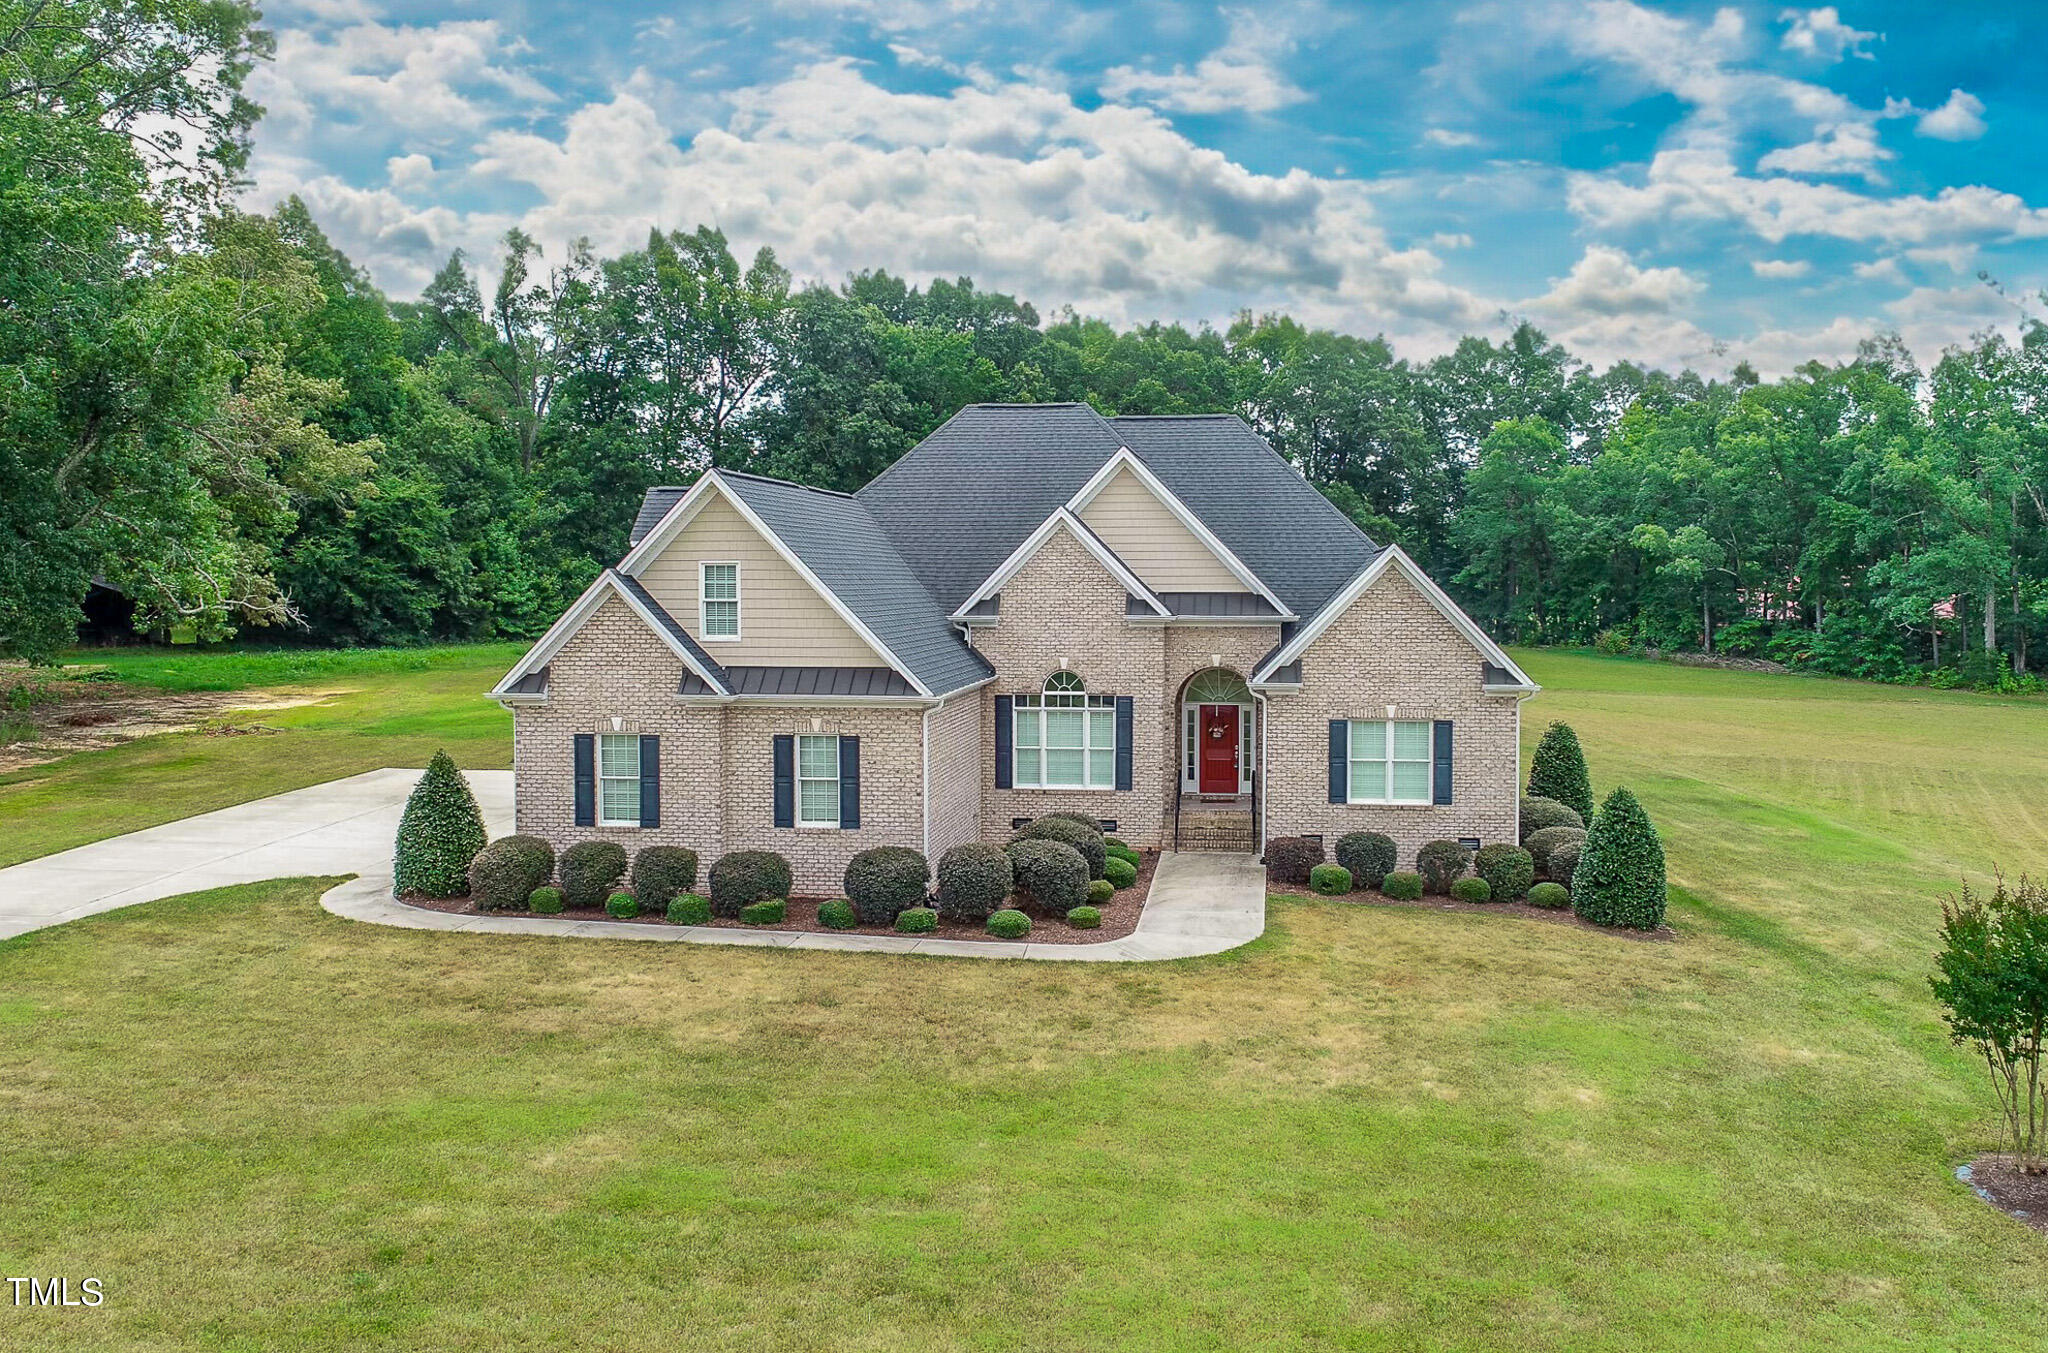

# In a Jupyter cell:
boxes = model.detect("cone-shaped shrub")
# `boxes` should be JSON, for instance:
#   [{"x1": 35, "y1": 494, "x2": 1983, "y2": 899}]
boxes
[
  {"x1": 1527, "y1": 722, "x2": 1594, "y2": 821},
  {"x1": 393, "y1": 750, "x2": 487, "y2": 897},
  {"x1": 1571, "y1": 786, "x2": 1667, "y2": 930}
]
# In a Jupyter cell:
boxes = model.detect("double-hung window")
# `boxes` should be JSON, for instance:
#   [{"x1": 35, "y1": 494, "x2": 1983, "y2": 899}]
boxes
[
  {"x1": 598, "y1": 734, "x2": 642, "y2": 825},
  {"x1": 1013, "y1": 673, "x2": 1116, "y2": 789},
  {"x1": 797, "y1": 734, "x2": 841, "y2": 827},
  {"x1": 1348, "y1": 719, "x2": 1432, "y2": 804},
  {"x1": 700, "y1": 562, "x2": 740, "y2": 640}
]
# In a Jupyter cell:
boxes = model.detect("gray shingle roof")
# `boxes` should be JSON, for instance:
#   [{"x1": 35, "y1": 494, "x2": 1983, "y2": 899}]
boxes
[{"x1": 631, "y1": 487, "x2": 691, "y2": 545}]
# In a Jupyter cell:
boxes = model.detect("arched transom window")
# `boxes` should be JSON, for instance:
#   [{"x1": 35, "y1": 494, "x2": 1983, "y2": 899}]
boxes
[{"x1": 1013, "y1": 672, "x2": 1116, "y2": 789}]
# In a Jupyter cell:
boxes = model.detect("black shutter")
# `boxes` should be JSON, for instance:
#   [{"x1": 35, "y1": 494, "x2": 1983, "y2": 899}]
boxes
[
  {"x1": 773, "y1": 734, "x2": 795, "y2": 828},
  {"x1": 1433, "y1": 720, "x2": 1454, "y2": 805},
  {"x1": 573, "y1": 734, "x2": 596, "y2": 827},
  {"x1": 839, "y1": 735, "x2": 860, "y2": 829},
  {"x1": 993, "y1": 695, "x2": 1013, "y2": 789},
  {"x1": 1327, "y1": 720, "x2": 1347, "y2": 803},
  {"x1": 639, "y1": 734, "x2": 660, "y2": 828},
  {"x1": 1114, "y1": 696, "x2": 1134, "y2": 791}
]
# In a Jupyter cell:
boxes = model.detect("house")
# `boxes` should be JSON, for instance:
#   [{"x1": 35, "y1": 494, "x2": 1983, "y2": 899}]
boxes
[{"x1": 491, "y1": 403, "x2": 1539, "y2": 894}]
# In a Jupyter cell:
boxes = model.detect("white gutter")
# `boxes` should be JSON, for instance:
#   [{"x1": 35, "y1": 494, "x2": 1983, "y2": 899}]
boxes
[{"x1": 1253, "y1": 689, "x2": 1269, "y2": 858}]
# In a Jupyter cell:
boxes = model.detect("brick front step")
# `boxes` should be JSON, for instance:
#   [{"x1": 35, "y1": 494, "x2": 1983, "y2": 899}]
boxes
[{"x1": 1176, "y1": 811, "x2": 1256, "y2": 852}]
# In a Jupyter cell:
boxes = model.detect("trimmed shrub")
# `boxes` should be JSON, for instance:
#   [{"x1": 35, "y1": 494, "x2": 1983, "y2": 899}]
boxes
[
  {"x1": 1013, "y1": 816, "x2": 1107, "y2": 879},
  {"x1": 393, "y1": 750, "x2": 489, "y2": 898},
  {"x1": 529, "y1": 886, "x2": 564, "y2": 915},
  {"x1": 709, "y1": 850, "x2": 793, "y2": 918},
  {"x1": 1335, "y1": 831, "x2": 1397, "y2": 890},
  {"x1": 1474, "y1": 843, "x2": 1535, "y2": 901},
  {"x1": 1106, "y1": 843, "x2": 1141, "y2": 869},
  {"x1": 469, "y1": 835, "x2": 554, "y2": 913},
  {"x1": 1520, "y1": 795, "x2": 1585, "y2": 842},
  {"x1": 1525, "y1": 825, "x2": 1587, "y2": 878},
  {"x1": 1527, "y1": 722, "x2": 1594, "y2": 820},
  {"x1": 605, "y1": 892, "x2": 640, "y2": 919},
  {"x1": 740, "y1": 897, "x2": 787, "y2": 925},
  {"x1": 629, "y1": 846, "x2": 699, "y2": 909},
  {"x1": 1528, "y1": 882, "x2": 1570, "y2": 910},
  {"x1": 936, "y1": 843, "x2": 1012, "y2": 922},
  {"x1": 1548, "y1": 838, "x2": 1584, "y2": 890},
  {"x1": 1104, "y1": 835, "x2": 1130, "y2": 851},
  {"x1": 667, "y1": 892, "x2": 711, "y2": 925},
  {"x1": 1415, "y1": 839, "x2": 1472, "y2": 895},
  {"x1": 1103, "y1": 856, "x2": 1138, "y2": 891},
  {"x1": 1087, "y1": 878, "x2": 1114, "y2": 905},
  {"x1": 1382, "y1": 871, "x2": 1425, "y2": 901},
  {"x1": 1450, "y1": 876, "x2": 1492, "y2": 904},
  {"x1": 845, "y1": 846, "x2": 931, "y2": 924},
  {"x1": 987, "y1": 908, "x2": 1032, "y2": 939},
  {"x1": 817, "y1": 898, "x2": 858, "y2": 930},
  {"x1": 562, "y1": 841, "x2": 629, "y2": 910},
  {"x1": 1042, "y1": 811, "x2": 1104, "y2": 833},
  {"x1": 1310, "y1": 863, "x2": 1353, "y2": 896},
  {"x1": 1265, "y1": 836, "x2": 1325, "y2": 886},
  {"x1": 1007, "y1": 838, "x2": 1090, "y2": 915},
  {"x1": 1067, "y1": 905, "x2": 1102, "y2": 929},
  {"x1": 894, "y1": 907, "x2": 938, "y2": 934},
  {"x1": 1572, "y1": 787, "x2": 1667, "y2": 930}
]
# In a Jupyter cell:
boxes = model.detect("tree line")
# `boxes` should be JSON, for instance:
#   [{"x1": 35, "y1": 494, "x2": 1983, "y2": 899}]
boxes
[{"x1": 5, "y1": 0, "x2": 2045, "y2": 688}]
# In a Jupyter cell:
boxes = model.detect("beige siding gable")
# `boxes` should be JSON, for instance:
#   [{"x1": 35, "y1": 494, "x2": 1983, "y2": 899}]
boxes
[
  {"x1": 1078, "y1": 466, "x2": 1249, "y2": 593},
  {"x1": 636, "y1": 493, "x2": 883, "y2": 665}
]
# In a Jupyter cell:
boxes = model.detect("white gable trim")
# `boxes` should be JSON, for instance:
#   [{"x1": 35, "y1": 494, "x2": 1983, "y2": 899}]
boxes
[
  {"x1": 1066, "y1": 447, "x2": 1294, "y2": 619},
  {"x1": 950, "y1": 508, "x2": 1170, "y2": 620},
  {"x1": 616, "y1": 471, "x2": 932, "y2": 698},
  {"x1": 1250, "y1": 545, "x2": 1539, "y2": 692},
  {"x1": 490, "y1": 570, "x2": 730, "y2": 699}
]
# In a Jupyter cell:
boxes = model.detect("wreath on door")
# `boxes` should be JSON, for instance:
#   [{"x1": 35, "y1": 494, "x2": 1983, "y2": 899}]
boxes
[{"x1": 1208, "y1": 724, "x2": 1228, "y2": 740}]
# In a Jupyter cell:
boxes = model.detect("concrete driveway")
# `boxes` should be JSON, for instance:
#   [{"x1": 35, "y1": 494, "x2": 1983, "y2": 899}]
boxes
[{"x1": 0, "y1": 768, "x2": 514, "y2": 941}]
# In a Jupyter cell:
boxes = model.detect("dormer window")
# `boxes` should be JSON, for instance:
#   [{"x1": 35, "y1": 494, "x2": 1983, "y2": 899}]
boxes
[{"x1": 700, "y1": 562, "x2": 740, "y2": 639}]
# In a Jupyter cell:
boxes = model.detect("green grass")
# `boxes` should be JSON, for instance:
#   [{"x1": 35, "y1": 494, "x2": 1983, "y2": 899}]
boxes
[
  {"x1": 54, "y1": 642, "x2": 521, "y2": 693},
  {"x1": 2, "y1": 650, "x2": 2046, "y2": 1349}
]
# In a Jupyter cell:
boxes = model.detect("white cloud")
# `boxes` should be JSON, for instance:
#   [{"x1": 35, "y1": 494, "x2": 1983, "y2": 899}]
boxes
[
  {"x1": 1756, "y1": 121, "x2": 1890, "y2": 182},
  {"x1": 1099, "y1": 8, "x2": 1308, "y2": 114},
  {"x1": 1429, "y1": 231, "x2": 1474, "y2": 249},
  {"x1": 1916, "y1": 88, "x2": 1987, "y2": 141},
  {"x1": 1526, "y1": 244, "x2": 1701, "y2": 317},
  {"x1": 385, "y1": 153, "x2": 436, "y2": 193},
  {"x1": 249, "y1": 15, "x2": 554, "y2": 139},
  {"x1": 1779, "y1": 8, "x2": 1876, "y2": 62},
  {"x1": 1851, "y1": 256, "x2": 1904, "y2": 284},
  {"x1": 1751, "y1": 258, "x2": 1810, "y2": 278},
  {"x1": 1422, "y1": 128, "x2": 1483, "y2": 148}
]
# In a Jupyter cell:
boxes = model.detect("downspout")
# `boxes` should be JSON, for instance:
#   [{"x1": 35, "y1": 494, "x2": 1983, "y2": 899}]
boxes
[
  {"x1": 1253, "y1": 690, "x2": 1268, "y2": 858},
  {"x1": 922, "y1": 700, "x2": 934, "y2": 862}
]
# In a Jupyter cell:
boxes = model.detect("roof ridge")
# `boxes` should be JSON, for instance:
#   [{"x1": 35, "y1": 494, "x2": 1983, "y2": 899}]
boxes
[{"x1": 716, "y1": 468, "x2": 855, "y2": 498}]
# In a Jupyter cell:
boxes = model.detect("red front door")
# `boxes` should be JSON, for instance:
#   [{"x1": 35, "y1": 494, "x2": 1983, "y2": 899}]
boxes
[{"x1": 1198, "y1": 704, "x2": 1240, "y2": 794}]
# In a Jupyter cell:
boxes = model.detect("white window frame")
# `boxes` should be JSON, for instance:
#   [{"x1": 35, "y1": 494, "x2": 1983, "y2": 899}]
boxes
[
  {"x1": 699, "y1": 561, "x2": 741, "y2": 641},
  {"x1": 1013, "y1": 673, "x2": 1117, "y2": 791},
  {"x1": 1347, "y1": 719, "x2": 1433, "y2": 805},
  {"x1": 597, "y1": 733, "x2": 643, "y2": 827},
  {"x1": 797, "y1": 733, "x2": 842, "y2": 829}
]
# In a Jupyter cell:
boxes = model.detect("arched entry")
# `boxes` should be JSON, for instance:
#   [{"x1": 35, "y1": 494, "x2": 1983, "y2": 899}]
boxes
[{"x1": 1179, "y1": 668, "x2": 1253, "y2": 797}]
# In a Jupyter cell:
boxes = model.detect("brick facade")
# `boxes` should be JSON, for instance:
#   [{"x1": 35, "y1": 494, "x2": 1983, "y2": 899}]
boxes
[{"x1": 924, "y1": 688, "x2": 983, "y2": 861}]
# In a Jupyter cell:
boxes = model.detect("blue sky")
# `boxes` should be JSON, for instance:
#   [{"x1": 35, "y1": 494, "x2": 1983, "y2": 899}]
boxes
[{"x1": 247, "y1": 0, "x2": 2048, "y2": 374}]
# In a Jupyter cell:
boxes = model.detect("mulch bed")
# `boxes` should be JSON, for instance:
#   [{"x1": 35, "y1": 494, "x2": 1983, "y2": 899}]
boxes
[
  {"x1": 1959, "y1": 1154, "x2": 2048, "y2": 1236},
  {"x1": 1269, "y1": 875, "x2": 1678, "y2": 942},
  {"x1": 402, "y1": 849, "x2": 1159, "y2": 945}
]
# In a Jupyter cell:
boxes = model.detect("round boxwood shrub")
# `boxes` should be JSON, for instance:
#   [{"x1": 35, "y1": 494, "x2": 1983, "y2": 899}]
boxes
[
  {"x1": 709, "y1": 850, "x2": 793, "y2": 919},
  {"x1": 817, "y1": 898, "x2": 857, "y2": 930},
  {"x1": 605, "y1": 892, "x2": 640, "y2": 919},
  {"x1": 1449, "y1": 876, "x2": 1492, "y2": 904},
  {"x1": 666, "y1": 892, "x2": 711, "y2": 925},
  {"x1": 1013, "y1": 816, "x2": 1106, "y2": 879},
  {"x1": 393, "y1": 750, "x2": 489, "y2": 898},
  {"x1": 1041, "y1": 811, "x2": 1104, "y2": 834},
  {"x1": 562, "y1": 841, "x2": 629, "y2": 910},
  {"x1": 936, "y1": 842, "x2": 1012, "y2": 922},
  {"x1": 1525, "y1": 825, "x2": 1587, "y2": 878},
  {"x1": 1572, "y1": 786, "x2": 1667, "y2": 931},
  {"x1": 629, "y1": 846, "x2": 699, "y2": 910},
  {"x1": 894, "y1": 907, "x2": 938, "y2": 934},
  {"x1": 1520, "y1": 794, "x2": 1585, "y2": 843},
  {"x1": 1264, "y1": 836, "x2": 1325, "y2": 886},
  {"x1": 1106, "y1": 842, "x2": 1141, "y2": 869},
  {"x1": 1309, "y1": 863, "x2": 1353, "y2": 896},
  {"x1": 469, "y1": 835, "x2": 554, "y2": 913},
  {"x1": 1527, "y1": 721, "x2": 1594, "y2": 820},
  {"x1": 987, "y1": 908, "x2": 1032, "y2": 939},
  {"x1": 1086, "y1": 878, "x2": 1114, "y2": 905},
  {"x1": 1102, "y1": 856, "x2": 1138, "y2": 891},
  {"x1": 1066, "y1": 905, "x2": 1102, "y2": 929},
  {"x1": 528, "y1": 886, "x2": 564, "y2": 915},
  {"x1": 1548, "y1": 838, "x2": 1584, "y2": 892},
  {"x1": 1415, "y1": 839, "x2": 1472, "y2": 895},
  {"x1": 1382, "y1": 871, "x2": 1425, "y2": 901},
  {"x1": 740, "y1": 897, "x2": 787, "y2": 925},
  {"x1": 845, "y1": 846, "x2": 931, "y2": 924},
  {"x1": 1528, "y1": 882, "x2": 1570, "y2": 910},
  {"x1": 1006, "y1": 838, "x2": 1090, "y2": 915},
  {"x1": 1334, "y1": 831, "x2": 1397, "y2": 890},
  {"x1": 1474, "y1": 843, "x2": 1534, "y2": 902},
  {"x1": 1104, "y1": 835, "x2": 1131, "y2": 851}
]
